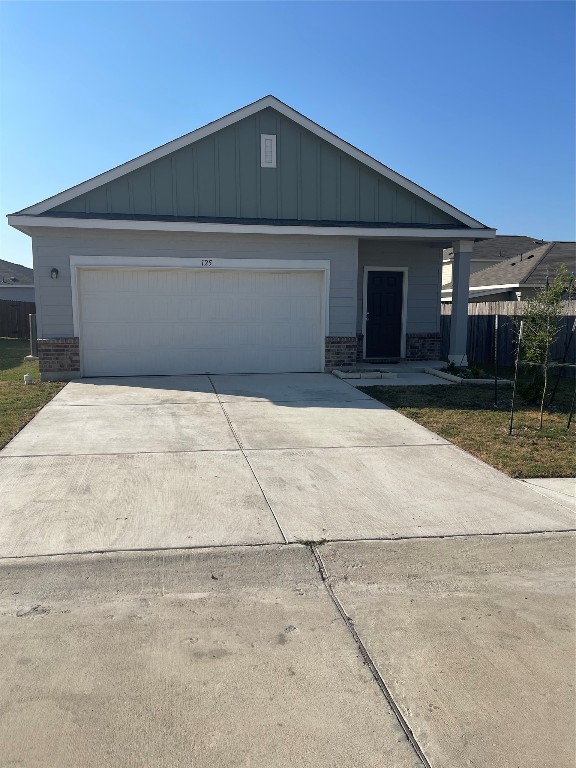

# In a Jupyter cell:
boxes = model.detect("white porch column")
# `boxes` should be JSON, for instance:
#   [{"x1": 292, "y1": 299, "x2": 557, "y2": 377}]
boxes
[{"x1": 448, "y1": 239, "x2": 474, "y2": 367}]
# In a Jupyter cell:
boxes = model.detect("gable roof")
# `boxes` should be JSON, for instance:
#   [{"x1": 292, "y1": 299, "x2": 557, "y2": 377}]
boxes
[
  {"x1": 11, "y1": 95, "x2": 490, "y2": 232},
  {"x1": 0, "y1": 259, "x2": 34, "y2": 286},
  {"x1": 444, "y1": 235, "x2": 547, "y2": 263},
  {"x1": 469, "y1": 241, "x2": 575, "y2": 289},
  {"x1": 444, "y1": 241, "x2": 575, "y2": 294}
]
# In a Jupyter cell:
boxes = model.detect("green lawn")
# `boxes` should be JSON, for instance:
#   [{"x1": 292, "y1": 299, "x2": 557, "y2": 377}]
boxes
[
  {"x1": 362, "y1": 375, "x2": 575, "y2": 478},
  {"x1": 0, "y1": 338, "x2": 64, "y2": 450}
]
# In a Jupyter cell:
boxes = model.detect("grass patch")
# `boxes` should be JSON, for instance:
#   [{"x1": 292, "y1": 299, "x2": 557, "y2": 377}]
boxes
[
  {"x1": 361, "y1": 376, "x2": 575, "y2": 478},
  {"x1": 0, "y1": 338, "x2": 65, "y2": 449}
]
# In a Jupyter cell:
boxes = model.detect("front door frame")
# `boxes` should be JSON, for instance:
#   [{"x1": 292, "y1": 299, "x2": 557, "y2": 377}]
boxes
[{"x1": 362, "y1": 267, "x2": 408, "y2": 359}]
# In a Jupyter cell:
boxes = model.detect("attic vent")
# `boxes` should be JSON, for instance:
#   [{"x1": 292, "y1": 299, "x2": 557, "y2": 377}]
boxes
[{"x1": 261, "y1": 134, "x2": 276, "y2": 168}]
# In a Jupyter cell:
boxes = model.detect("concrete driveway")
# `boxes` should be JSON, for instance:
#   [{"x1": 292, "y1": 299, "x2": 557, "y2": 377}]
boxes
[
  {"x1": 0, "y1": 373, "x2": 573, "y2": 558},
  {"x1": 1, "y1": 374, "x2": 574, "y2": 767}
]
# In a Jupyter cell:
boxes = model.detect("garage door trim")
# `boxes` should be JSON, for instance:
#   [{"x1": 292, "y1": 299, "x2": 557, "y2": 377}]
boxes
[{"x1": 70, "y1": 254, "x2": 330, "y2": 376}]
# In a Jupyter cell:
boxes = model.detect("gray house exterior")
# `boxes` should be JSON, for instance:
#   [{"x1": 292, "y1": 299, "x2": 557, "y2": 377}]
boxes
[{"x1": 8, "y1": 96, "x2": 495, "y2": 379}]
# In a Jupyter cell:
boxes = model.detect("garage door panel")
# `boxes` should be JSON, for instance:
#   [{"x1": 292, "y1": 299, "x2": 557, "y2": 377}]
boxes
[{"x1": 79, "y1": 268, "x2": 323, "y2": 375}]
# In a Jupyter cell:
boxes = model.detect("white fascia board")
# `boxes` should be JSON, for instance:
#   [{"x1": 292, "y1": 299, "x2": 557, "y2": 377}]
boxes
[
  {"x1": 13, "y1": 95, "x2": 489, "y2": 229},
  {"x1": 469, "y1": 283, "x2": 520, "y2": 291},
  {"x1": 8, "y1": 214, "x2": 496, "y2": 241},
  {"x1": 441, "y1": 283, "x2": 520, "y2": 299}
]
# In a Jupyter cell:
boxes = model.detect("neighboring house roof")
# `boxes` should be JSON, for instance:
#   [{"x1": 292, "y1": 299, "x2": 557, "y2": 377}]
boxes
[
  {"x1": 442, "y1": 241, "x2": 575, "y2": 298},
  {"x1": 469, "y1": 241, "x2": 575, "y2": 289},
  {"x1": 8, "y1": 95, "x2": 494, "y2": 238},
  {"x1": 444, "y1": 235, "x2": 547, "y2": 263},
  {"x1": 0, "y1": 259, "x2": 34, "y2": 286}
]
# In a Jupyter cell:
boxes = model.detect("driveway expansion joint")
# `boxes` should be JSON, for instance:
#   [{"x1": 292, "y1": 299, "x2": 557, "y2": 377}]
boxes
[
  {"x1": 309, "y1": 544, "x2": 433, "y2": 768},
  {"x1": 517, "y1": 479, "x2": 576, "y2": 512},
  {"x1": 208, "y1": 376, "x2": 289, "y2": 545},
  {"x1": 0, "y1": 448, "x2": 245, "y2": 459}
]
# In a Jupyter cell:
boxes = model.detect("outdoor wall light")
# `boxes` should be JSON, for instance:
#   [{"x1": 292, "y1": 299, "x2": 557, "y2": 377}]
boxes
[{"x1": 50, "y1": 268, "x2": 59, "y2": 279}]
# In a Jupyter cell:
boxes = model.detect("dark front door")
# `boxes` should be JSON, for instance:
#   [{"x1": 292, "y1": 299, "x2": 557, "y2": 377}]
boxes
[{"x1": 365, "y1": 270, "x2": 404, "y2": 358}]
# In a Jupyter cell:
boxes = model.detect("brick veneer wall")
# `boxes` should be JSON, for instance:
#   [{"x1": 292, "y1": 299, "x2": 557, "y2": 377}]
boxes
[
  {"x1": 356, "y1": 334, "x2": 364, "y2": 362},
  {"x1": 38, "y1": 338, "x2": 80, "y2": 380},
  {"x1": 406, "y1": 332, "x2": 441, "y2": 360},
  {"x1": 324, "y1": 336, "x2": 357, "y2": 369}
]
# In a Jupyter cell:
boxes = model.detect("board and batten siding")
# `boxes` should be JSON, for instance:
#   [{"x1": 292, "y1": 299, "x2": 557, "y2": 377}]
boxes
[
  {"x1": 48, "y1": 109, "x2": 460, "y2": 227},
  {"x1": 357, "y1": 240, "x2": 443, "y2": 334},
  {"x1": 31, "y1": 228, "x2": 357, "y2": 339}
]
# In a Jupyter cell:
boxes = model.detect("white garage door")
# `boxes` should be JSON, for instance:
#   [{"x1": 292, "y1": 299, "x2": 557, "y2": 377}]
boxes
[{"x1": 78, "y1": 268, "x2": 324, "y2": 376}]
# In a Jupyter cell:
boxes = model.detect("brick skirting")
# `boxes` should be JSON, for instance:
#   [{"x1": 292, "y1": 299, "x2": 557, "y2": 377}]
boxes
[
  {"x1": 35, "y1": 333, "x2": 439, "y2": 379},
  {"x1": 356, "y1": 334, "x2": 364, "y2": 362},
  {"x1": 405, "y1": 332, "x2": 441, "y2": 361},
  {"x1": 38, "y1": 338, "x2": 80, "y2": 381},
  {"x1": 324, "y1": 336, "x2": 357, "y2": 369}
]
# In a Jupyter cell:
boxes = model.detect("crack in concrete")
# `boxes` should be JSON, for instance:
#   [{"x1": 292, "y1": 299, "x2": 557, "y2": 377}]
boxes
[
  {"x1": 0, "y1": 443, "x2": 451, "y2": 459},
  {"x1": 1, "y1": 529, "x2": 573, "y2": 562},
  {"x1": 207, "y1": 376, "x2": 288, "y2": 545},
  {"x1": 310, "y1": 543, "x2": 433, "y2": 768}
]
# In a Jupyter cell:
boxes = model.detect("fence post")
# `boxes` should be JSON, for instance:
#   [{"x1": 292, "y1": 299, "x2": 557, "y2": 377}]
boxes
[
  {"x1": 508, "y1": 320, "x2": 523, "y2": 435},
  {"x1": 29, "y1": 314, "x2": 37, "y2": 357}
]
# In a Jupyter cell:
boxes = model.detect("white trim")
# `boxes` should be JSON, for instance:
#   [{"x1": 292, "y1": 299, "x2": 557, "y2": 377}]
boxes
[
  {"x1": 441, "y1": 282, "x2": 519, "y2": 295},
  {"x1": 362, "y1": 267, "x2": 408, "y2": 359},
  {"x1": 441, "y1": 284, "x2": 522, "y2": 302},
  {"x1": 13, "y1": 95, "x2": 488, "y2": 228},
  {"x1": 9, "y1": 214, "x2": 496, "y2": 241},
  {"x1": 260, "y1": 134, "x2": 276, "y2": 168},
  {"x1": 70, "y1": 255, "x2": 330, "y2": 375},
  {"x1": 468, "y1": 283, "x2": 521, "y2": 291},
  {"x1": 0, "y1": 284, "x2": 34, "y2": 288}
]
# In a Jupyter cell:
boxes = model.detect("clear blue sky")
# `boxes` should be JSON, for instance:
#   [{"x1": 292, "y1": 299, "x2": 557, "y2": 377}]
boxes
[{"x1": 1, "y1": 1, "x2": 574, "y2": 267}]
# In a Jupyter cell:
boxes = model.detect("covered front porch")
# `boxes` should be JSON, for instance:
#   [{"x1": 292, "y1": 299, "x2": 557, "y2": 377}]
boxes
[{"x1": 326, "y1": 237, "x2": 478, "y2": 369}]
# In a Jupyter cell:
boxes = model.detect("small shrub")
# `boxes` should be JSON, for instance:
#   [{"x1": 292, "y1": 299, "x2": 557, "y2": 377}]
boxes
[{"x1": 469, "y1": 364, "x2": 487, "y2": 378}]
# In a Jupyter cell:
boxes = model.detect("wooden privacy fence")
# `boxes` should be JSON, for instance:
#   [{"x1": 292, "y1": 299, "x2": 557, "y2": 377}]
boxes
[
  {"x1": 441, "y1": 301, "x2": 576, "y2": 374},
  {"x1": 0, "y1": 300, "x2": 36, "y2": 339}
]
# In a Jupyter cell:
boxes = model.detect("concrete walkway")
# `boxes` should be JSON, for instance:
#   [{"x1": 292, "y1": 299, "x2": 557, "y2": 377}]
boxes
[{"x1": 0, "y1": 374, "x2": 573, "y2": 557}]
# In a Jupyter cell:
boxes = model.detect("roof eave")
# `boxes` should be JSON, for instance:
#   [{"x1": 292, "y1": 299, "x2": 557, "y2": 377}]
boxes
[{"x1": 7, "y1": 213, "x2": 496, "y2": 240}]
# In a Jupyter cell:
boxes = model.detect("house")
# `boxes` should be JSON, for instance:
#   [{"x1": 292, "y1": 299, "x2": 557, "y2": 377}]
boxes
[
  {"x1": 0, "y1": 259, "x2": 35, "y2": 302},
  {"x1": 441, "y1": 235, "x2": 547, "y2": 287},
  {"x1": 8, "y1": 96, "x2": 495, "y2": 380},
  {"x1": 442, "y1": 241, "x2": 575, "y2": 302}
]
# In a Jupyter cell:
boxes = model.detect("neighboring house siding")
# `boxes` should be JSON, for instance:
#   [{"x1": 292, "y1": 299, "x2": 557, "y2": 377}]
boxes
[
  {"x1": 48, "y1": 109, "x2": 460, "y2": 227},
  {"x1": 357, "y1": 240, "x2": 442, "y2": 334},
  {"x1": 0, "y1": 287, "x2": 35, "y2": 302},
  {"x1": 468, "y1": 291, "x2": 516, "y2": 303},
  {"x1": 31, "y1": 228, "x2": 358, "y2": 339},
  {"x1": 442, "y1": 260, "x2": 503, "y2": 287}
]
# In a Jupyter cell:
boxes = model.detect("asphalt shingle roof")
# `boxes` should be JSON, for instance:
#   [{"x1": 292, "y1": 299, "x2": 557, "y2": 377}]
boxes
[
  {"x1": 0, "y1": 259, "x2": 33, "y2": 286},
  {"x1": 468, "y1": 242, "x2": 575, "y2": 289},
  {"x1": 445, "y1": 235, "x2": 547, "y2": 263}
]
